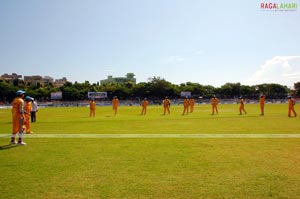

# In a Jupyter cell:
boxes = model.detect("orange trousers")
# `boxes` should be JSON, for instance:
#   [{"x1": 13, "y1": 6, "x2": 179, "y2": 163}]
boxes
[
  {"x1": 141, "y1": 107, "x2": 147, "y2": 115},
  {"x1": 288, "y1": 107, "x2": 297, "y2": 117},
  {"x1": 212, "y1": 105, "x2": 218, "y2": 114},
  {"x1": 239, "y1": 105, "x2": 247, "y2": 114},
  {"x1": 90, "y1": 109, "x2": 95, "y2": 117},
  {"x1": 113, "y1": 106, "x2": 118, "y2": 115},
  {"x1": 24, "y1": 115, "x2": 31, "y2": 133},
  {"x1": 164, "y1": 106, "x2": 170, "y2": 115},
  {"x1": 183, "y1": 106, "x2": 189, "y2": 115},
  {"x1": 260, "y1": 104, "x2": 264, "y2": 115},
  {"x1": 12, "y1": 114, "x2": 24, "y2": 134}
]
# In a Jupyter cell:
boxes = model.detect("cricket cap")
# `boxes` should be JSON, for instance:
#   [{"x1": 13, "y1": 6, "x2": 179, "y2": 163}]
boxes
[
  {"x1": 16, "y1": 90, "x2": 26, "y2": 96},
  {"x1": 25, "y1": 96, "x2": 33, "y2": 101}
]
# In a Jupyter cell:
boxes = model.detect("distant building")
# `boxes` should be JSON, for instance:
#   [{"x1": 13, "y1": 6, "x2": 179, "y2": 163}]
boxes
[
  {"x1": 24, "y1": 75, "x2": 44, "y2": 86},
  {"x1": 100, "y1": 73, "x2": 136, "y2": 85},
  {"x1": 54, "y1": 77, "x2": 68, "y2": 87},
  {"x1": 43, "y1": 76, "x2": 54, "y2": 85},
  {"x1": 1, "y1": 73, "x2": 22, "y2": 83}
]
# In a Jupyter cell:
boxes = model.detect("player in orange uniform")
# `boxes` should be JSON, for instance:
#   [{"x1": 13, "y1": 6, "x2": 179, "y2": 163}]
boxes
[
  {"x1": 239, "y1": 97, "x2": 247, "y2": 115},
  {"x1": 11, "y1": 90, "x2": 26, "y2": 145},
  {"x1": 24, "y1": 96, "x2": 34, "y2": 134},
  {"x1": 112, "y1": 96, "x2": 119, "y2": 116},
  {"x1": 211, "y1": 96, "x2": 219, "y2": 115},
  {"x1": 288, "y1": 96, "x2": 297, "y2": 117},
  {"x1": 259, "y1": 95, "x2": 266, "y2": 116},
  {"x1": 141, "y1": 98, "x2": 149, "y2": 115},
  {"x1": 89, "y1": 99, "x2": 96, "y2": 117},
  {"x1": 182, "y1": 97, "x2": 189, "y2": 115},
  {"x1": 189, "y1": 98, "x2": 195, "y2": 113},
  {"x1": 163, "y1": 96, "x2": 171, "y2": 115}
]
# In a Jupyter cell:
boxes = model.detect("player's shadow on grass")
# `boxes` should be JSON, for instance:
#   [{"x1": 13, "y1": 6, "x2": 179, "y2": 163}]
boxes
[{"x1": 0, "y1": 144, "x2": 18, "y2": 150}]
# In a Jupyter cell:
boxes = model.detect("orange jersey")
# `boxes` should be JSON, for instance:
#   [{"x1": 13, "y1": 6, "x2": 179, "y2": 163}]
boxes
[
  {"x1": 289, "y1": 99, "x2": 295, "y2": 108},
  {"x1": 12, "y1": 97, "x2": 25, "y2": 116},
  {"x1": 211, "y1": 98, "x2": 218, "y2": 106},
  {"x1": 112, "y1": 99, "x2": 119, "y2": 107},
  {"x1": 259, "y1": 96, "x2": 265, "y2": 104},
  {"x1": 12, "y1": 97, "x2": 25, "y2": 134},
  {"x1": 24, "y1": 101, "x2": 32, "y2": 115},
  {"x1": 183, "y1": 99, "x2": 189, "y2": 107},
  {"x1": 239, "y1": 99, "x2": 244, "y2": 106},
  {"x1": 90, "y1": 101, "x2": 96, "y2": 109},
  {"x1": 190, "y1": 99, "x2": 195, "y2": 106},
  {"x1": 163, "y1": 99, "x2": 170, "y2": 107},
  {"x1": 24, "y1": 101, "x2": 32, "y2": 133},
  {"x1": 141, "y1": 100, "x2": 148, "y2": 107}
]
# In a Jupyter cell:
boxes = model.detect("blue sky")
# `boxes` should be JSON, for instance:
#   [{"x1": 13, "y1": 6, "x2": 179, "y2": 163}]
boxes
[{"x1": 0, "y1": 0, "x2": 299, "y2": 87}]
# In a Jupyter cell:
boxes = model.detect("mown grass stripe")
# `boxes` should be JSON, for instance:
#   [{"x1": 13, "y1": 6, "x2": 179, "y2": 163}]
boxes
[{"x1": 1, "y1": 134, "x2": 300, "y2": 138}]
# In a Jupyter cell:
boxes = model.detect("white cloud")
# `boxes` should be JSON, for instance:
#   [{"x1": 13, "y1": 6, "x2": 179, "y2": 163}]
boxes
[
  {"x1": 193, "y1": 50, "x2": 203, "y2": 55},
  {"x1": 163, "y1": 49, "x2": 204, "y2": 64},
  {"x1": 103, "y1": 69, "x2": 114, "y2": 72},
  {"x1": 163, "y1": 55, "x2": 186, "y2": 64},
  {"x1": 244, "y1": 56, "x2": 300, "y2": 86}
]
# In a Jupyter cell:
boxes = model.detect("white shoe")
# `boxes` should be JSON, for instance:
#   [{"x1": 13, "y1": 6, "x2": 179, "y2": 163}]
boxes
[
  {"x1": 10, "y1": 141, "x2": 17, "y2": 145},
  {"x1": 17, "y1": 142, "x2": 26, "y2": 146}
]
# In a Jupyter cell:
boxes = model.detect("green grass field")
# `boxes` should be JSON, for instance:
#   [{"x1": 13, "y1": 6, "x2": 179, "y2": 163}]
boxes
[{"x1": 1, "y1": 104, "x2": 300, "y2": 198}]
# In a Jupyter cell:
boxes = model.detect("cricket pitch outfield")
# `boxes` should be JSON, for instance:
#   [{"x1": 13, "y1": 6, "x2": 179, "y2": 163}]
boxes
[{"x1": 1, "y1": 104, "x2": 300, "y2": 198}]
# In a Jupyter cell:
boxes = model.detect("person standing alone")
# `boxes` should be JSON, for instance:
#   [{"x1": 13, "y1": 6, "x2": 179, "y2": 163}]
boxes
[
  {"x1": 259, "y1": 95, "x2": 266, "y2": 116},
  {"x1": 112, "y1": 96, "x2": 119, "y2": 116},
  {"x1": 288, "y1": 96, "x2": 297, "y2": 117},
  {"x1": 211, "y1": 96, "x2": 219, "y2": 115},
  {"x1": 141, "y1": 98, "x2": 149, "y2": 115},
  {"x1": 89, "y1": 99, "x2": 96, "y2": 117},
  {"x1": 163, "y1": 96, "x2": 171, "y2": 115},
  {"x1": 239, "y1": 97, "x2": 247, "y2": 115}
]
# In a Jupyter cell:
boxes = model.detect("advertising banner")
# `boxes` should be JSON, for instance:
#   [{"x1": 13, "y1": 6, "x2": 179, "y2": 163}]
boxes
[
  {"x1": 51, "y1": 92, "x2": 63, "y2": 100},
  {"x1": 88, "y1": 92, "x2": 107, "y2": 99}
]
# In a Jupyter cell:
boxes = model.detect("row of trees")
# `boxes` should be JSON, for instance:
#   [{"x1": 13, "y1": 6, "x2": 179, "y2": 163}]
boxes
[{"x1": 0, "y1": 77, "x2": 297, "y2": 102}]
